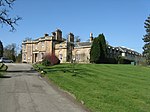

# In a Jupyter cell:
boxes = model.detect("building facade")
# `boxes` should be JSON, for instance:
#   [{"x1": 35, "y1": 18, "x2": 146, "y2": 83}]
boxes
[
  {"x1": 22, "y1": 29, "x2": 75, "y2": 63},
  {"x1": 22, "y1": 29, "x2": 144, "y2": 64}
]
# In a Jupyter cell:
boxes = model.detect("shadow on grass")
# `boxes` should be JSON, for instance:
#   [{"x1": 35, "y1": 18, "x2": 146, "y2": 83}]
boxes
[
  {"x1": 34, "y1": 64, "x2": 96, "y2": 78},
  {"x1": 43, "y1": 66, "x2": 94, "y2": 78},
  {"x1": 72, "y1": 69, "x2": 95, "y2": 78}
]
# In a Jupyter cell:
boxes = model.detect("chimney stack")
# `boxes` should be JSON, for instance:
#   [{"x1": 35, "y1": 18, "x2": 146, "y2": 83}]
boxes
[
  {"x1": 55, "y1": 29, "x2": 62, "y2": 41},
  {"x1": 44, "y1": 33, "x2": 49, "y2": 37},
  {"x1": 68, "y1": 33, "x2": 74, "y2": 43},
  {"x1": 90, "y1": 32, "x2": 93, "y2": 43}
]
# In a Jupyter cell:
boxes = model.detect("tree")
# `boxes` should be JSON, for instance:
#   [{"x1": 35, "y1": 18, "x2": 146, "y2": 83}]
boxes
[
  {"x1": 16, "y1": 49, "x2": 22, "y2": 63},
  {"x1": 90, "y1": 34, "x2": 107, "y2": 63},
  {"x1": 0, "y1": 40, "x2": 3, "y2": 57},
  {"x1": 90, "y1": 38, "x2": 100, "y2": 63},
  {"x1": 0, "y1": 0, "x2": 21, "y2": 31},
  {"x1": 75, "y1": 36, "x2": 81, "y2": 42},
  {"x1": 3, "y1": 43, "x2": 17, "y2": 62},
  {"x1": 143, "y1": 15, "x2": 150, "y2": 64},
  {"x1": 98, "y1": 34, "x2": 107, "y2": 63}
]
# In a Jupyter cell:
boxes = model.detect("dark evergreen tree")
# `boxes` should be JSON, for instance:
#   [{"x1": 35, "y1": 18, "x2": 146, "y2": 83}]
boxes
[
  {"x1": 90, "y1": 34, "x2": 107, "y2": 63},
  {"x1": 90, "y1": 38, "x2": 101, "y2": 63},
  {"x1": 143, "y1": 15, "x2": 150, "y2": 64},
  {"x1": 0, "y1": 40, "x2": 3, "y2": 57},
  {"x1": 98, "y1": 34, "x2": 107, "y2": 63}
]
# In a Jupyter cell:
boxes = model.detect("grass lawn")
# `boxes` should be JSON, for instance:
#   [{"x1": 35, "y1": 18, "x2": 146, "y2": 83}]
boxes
[{"x1": 35, "y1": 64, "x2": 150, "y2": 112}]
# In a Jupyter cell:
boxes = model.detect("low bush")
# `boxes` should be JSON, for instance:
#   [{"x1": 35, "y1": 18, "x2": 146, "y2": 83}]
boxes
[
  {"x1": 105, "y1": 58, "x2": 117, "y2": 64},
  {"x1": 42, "y1": 53, "x2": 60, "y2": 66},
  {"x1": 118, "y1": 58, "x2": 132, "y2": 64}
]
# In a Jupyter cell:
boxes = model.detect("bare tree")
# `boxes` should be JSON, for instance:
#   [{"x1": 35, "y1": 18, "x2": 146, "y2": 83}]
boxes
[
  {"x1": 3, "y1": 43, "x2": 17, "y2": 62},
  {"x1": 75, "y1": 36, "x2": 81, "y2": 42},
  {"x1": 0, "y1": 0, "x2": 21, "y2": 31}
]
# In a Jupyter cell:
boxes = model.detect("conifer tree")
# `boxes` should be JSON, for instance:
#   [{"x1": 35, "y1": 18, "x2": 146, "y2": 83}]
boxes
[
  {"x1": 90, "y1": 34, "x2": 107, "y2": 63},
  {"x1": 98, "y1": 34, "x2": 107, "y2": 63},
  {"x1": 0, "y1": 40, "x2": 3, "y2": 57},
  {"x1": 90, "y1": 38, "x2": 101, "y2": 63},
  {"x1": 143, "y1": 15, "x2": 150, "y2": 64}
]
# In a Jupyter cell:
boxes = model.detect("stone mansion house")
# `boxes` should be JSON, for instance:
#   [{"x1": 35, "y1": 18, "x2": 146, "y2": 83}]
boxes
[{"x1": 22, "y1": 29, "x2": 144, "y2": 64}]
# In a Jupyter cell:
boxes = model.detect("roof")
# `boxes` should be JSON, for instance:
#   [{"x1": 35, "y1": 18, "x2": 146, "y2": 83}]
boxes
[
  {"x1": 33, "y1": 37, "x2": 45, "y2": 41},
  {"x1": 75, "y1": 42, "x2": 91, "y2": 47},
  {"x1": 111, "y1": 46, "x2": 141, "y2": 55}
]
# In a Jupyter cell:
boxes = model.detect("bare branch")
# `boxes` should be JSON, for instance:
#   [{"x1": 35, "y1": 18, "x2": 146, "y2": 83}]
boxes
[
  {"x1": 4, "y1": 0, "x2": 15, "y2": 8},
  {"x1": 0, "y1": 9, "x2": 8, "y2": 16},
  {"x1": 0, "y1": 0, "x2": 4, "y2": 6},
  {"x1": 0, "y1": 0, "x2": 21, "y2": 31},
  {"x1": 0, "y1": 16, "x2": 21, "y2": 31}
]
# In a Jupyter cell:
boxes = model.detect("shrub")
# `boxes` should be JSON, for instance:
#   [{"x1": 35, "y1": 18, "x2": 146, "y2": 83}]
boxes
[
  {"x1": 42, "y1": 58, "x2": 51, "y2": 66},
  {"x1": 118, "y1": 57, "x2": 131, "y2": 64},
  {"x1": 105, "y1": 58, "x2": 117, "y2": 64},
  {"x1": 42, "y1": 53, "x2": 60, "y2": 66}
]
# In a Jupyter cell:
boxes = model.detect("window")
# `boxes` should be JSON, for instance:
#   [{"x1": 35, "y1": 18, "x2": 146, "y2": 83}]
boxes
[
  {"x1": 75, "y1": 51, "x2": 80, "y2": 61},
  {"x1": 24, "y1": 54, "x2": 26, "y2": 60},
  {"x1": 41, "y1": 42, "x2": 45, "y2": 47},
  {"x1": 122, "y1": 53, "x2": 125, "y2": 57},
  {"x1": 76, "y1": 54, "x2": 80, "y2": 60},
  {"x1": 41, "y1": 53, "x2": 44, "y2": 59},
  {"x1": 23, "y1": 45, "x2": 26, "y2": 51},
  {"x1": 35, "y1": 44, "x2": 38, "y2": 50},
  {"x1": 59, "y1": 54, "x2": 62, "y2": 60}
]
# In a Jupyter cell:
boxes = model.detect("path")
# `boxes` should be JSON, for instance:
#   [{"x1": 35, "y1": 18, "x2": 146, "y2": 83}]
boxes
[{"x1": 0, "y1": 63, "x2": 88, "y2": 112}]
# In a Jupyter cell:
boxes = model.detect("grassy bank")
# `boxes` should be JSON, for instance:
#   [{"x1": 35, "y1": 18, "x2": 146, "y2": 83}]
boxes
[
  {"x1": 0, "y1": 63, "x2": 3, "y2": 76},
  {"x1": 0, "y1": 63, "x2": 7, "y2": 76},
  {"x1": 36, "y1": 64, "x2": 150, "y2": 112}
]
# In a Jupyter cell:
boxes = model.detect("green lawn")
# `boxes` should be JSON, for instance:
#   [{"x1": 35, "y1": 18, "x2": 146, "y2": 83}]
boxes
[{"x1": 35, "y1": 64, "x2": 150, "y2": 112}]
